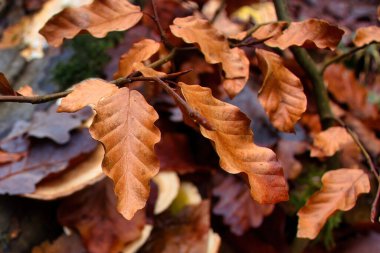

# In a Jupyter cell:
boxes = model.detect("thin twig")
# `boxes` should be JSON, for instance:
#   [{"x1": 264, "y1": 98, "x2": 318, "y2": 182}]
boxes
[
  {"x1": 231, "y1": 36, "x2": 274, "y2": 48},
  {"x1": 148, "y1": 47, "x2": 177, "y2": 69},
  {"x1": 151, "y1": 0, "x2": 169, "y2": 47},
  {"x1": 152, "y1": 77, "x2": 214, "y2": 131},
  {"x1": 321, "y1": 43, "x2": 372, "y2": 73}
]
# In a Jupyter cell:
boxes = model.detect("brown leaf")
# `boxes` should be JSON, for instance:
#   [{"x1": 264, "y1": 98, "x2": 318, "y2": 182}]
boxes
[
  {"x1": 179, "y1": 83, "x2": 288, "y2": 204},
  {"x1": 114, "y1": 39, "x2": 161, "y2": 78},
  {"x1": 251, "y1": 22, "x2": 287, "y2": 40},
  {"x1": 58, "y1": 180, "x2": 146, "y2": 253},
  {"x1": 133, "y1": 62, "x2": 166, "y2": 78},
  {"x1": 89, "y1": 87, "x2": 161, "y2": 219},
  {"x1": 264, "y1": 19, "x2": 344, "y2": 50},
  {"x1": 310, "y1": 126, "x2": 354, "y2": 157},
  {"x1": 353, "y1": 26, "x2": 380, "y2": 47},
  {"x1": 276, "y1": 140, "x2": 308, "y2": 179},
  {"x1": 256, "y1": 49, "x2": 307, "y2": 132},
  {"x1": 31, "y1": 234, "x2": 86, "y2": 253},
  {"x1": 57, "y1": 79, "x2": 118, "y2": 113},
  {"x1": 39, "y1": 0, "x2": 143, "y2": 47},
  {"x1": 170, "y1": 16, "x2": 249, "y2": 97},
  {"x1": 213, "y1": 174, "x2": 274, "y2": 235},
  {"x1": 0, "y1": 72, "x2": 16, "y2": 95},
  {"x1": 139, "y1": 201, "x2": 211, "y2": 253},
  {"x1": 297, "y1": 168, "x2": 370, "y2": 239},
  {"x1": 17, "y1": 85, "x2": 36, "y2": 96},
  {"x1": 0, "y1": 129, "x2": 97, "y2": 195}
]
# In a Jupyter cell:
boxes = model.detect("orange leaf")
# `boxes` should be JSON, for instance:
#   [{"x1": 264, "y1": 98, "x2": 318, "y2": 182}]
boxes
[
  {"x1": 256, "y1": 49, "x2": 307, "y2": 132},
  {"x1": 297, "y1": 168, "x2": 370, "y2": 239},
  {"x1": 310, "y1": 127, "x2": 353, "y2": 157},
  {"x1": 264, "y1": 19, "x2": 344, "y2": 50},
  {"x1": 353, "y1": 26, "x2": 380, "y2": 47},
  {"x1": 170, "y1": 16, "x2": 249, "y2": 98},
  {"x1": 57, "y1": 79, "x2": 118, "y2": 113},
  {"x1": 133, "y1": 62, "x2": 166, "y2": 78},
  {"x1": 89, "y1": 87, "x2": 160, "y2": 219},
  {"x1": 17, "y1": 85, "x2": 36, "y2": 96},
  {"x1": 114, "y1": 39, "x2": 161, "y2": 79},
  {"x1": 251, "y1": 22, "x2": 287, "y2": 40},
  {"x1": 179, "y1": 83, "x2": 288, "y2": 204},
  {"x1": 0, "y1": 73, "x2": 16, "y2": 96},
  {"x1": 40, "y1": 0, "x2": 143, "y2": 47}
]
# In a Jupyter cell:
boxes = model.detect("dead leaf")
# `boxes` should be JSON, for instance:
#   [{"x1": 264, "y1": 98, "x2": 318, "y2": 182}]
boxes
[
  {"x1": 139, "y1": 201, "x2": 211, "y2": 253},
  {"x1": 57, "y1": 79, "x2": 118, "y2": 113},
  {"x1": 179, "y1": 83, "x2": 288, "y2": 204},
  {"x1": 264, "y1": 19, "x2": 344, "y2": 50},
  {"x1": 353, "y1": 26, "x2": 380, "y2": 47},
  {"x1": 170, "y1": 16, "x2": 249, "y2": 97},
  {"x1": 133, "y1": 62, "x2": 166, "y2": 78},
  {"x1": 17, "y1": 85, "x2": 36, "y2": 96},
  {"x1": 0, "y1": 129, "x2": 97, "y2": 195},
  {"x1": 276, "y1": 140, "x2": 308, "y2": 179},
  {"x1": 114, "y1": 39, "x2": 161, "y2": 78},
  {"x1": 256, "y1": 49, "x2": 307, "y2": 132},
  {"x1": 297, "y1": 168, "x2": 370, "y2": 239},
  {"x1": 251, "y1": 22, "x2": 287, "y2": 41},
  {"x1": 153, "y1": 171, "x2": 180, "y2": 215},
  {"x1": 31, "y1": 233, "x2": 86, "y2": 253},
  {"x1": 58, "y1": 180, "x2": 146, "y2": 253},
  {"x1": 89, "y1": 87, "x2": 161, "y2": 220},
  {"x1": 310, "y1": 126, "x2": 354, "y2": 157},
  {"x1": 213, "y1": 174, "x2": 274, "y2": 235},
  {"x1": 40, "y1": 0, "x2": 143, "y2": 47},
  {"x1": 0, "y1": 72, "x2": 16, "y2": 96}
]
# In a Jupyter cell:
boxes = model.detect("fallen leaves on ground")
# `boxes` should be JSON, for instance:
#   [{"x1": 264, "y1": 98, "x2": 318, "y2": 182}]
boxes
[
  {"x1": 31, "y1": 233, "x2": 86, "y2": 253},
  {"x1": 213, "y1": 174, "x2": 274, "y2": 235},
  {"x1": 58, "y1": 180, "x2": 146, "y2": 253},
  {"x1": 40, "y1": 0, "x2": 143, "y2": 47},
  {"x1": 256, "y1": 49, "x2": 307, "y2": 132},
  {"x1": 179, "y1": 83, "x2": 288, "y2": 204},
  {"x1": 297, "y1": 168, "x2": 370, "y2": 239},
  {"x1": 353, "y1": 26, "x2": 380, "y2": 47},
  {"x1": 310, "y1": 127, "x2": 354, "y2": 157}
]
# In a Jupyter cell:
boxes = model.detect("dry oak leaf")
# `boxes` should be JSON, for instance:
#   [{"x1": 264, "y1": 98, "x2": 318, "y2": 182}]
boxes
[
  {"x1": 297, "y1": 168, "x2": 370, "y2": 239},
  {"x1": 251, "y1": 22, "x2": 287, "y2": 41},
  {"x1": 57, "y1": 79, "x2": 118, "y2": 113},
  {"x1": 353, "y1": 26, "x2": 380, "y2": 47},
  {"x1": 0, "y1": 73, "x2": 16, "y2": 96},
  {"x1": 264, "y1": 19, "x2": 344, "y2": 50},
  {"x1": 213, "y1": 174, "x2": 274, "y2": 235},
  {"x1": 256, "y1": 49, "x2": 307, "y2": 132},
  {"x1": 114, "y1": 39, "x2": 161, "y2": 79},
  {"x1": 170, "y1": 16, "x2": 249, "y2": 98},
  {"x1": 89, "y1": 87, "x2": 161, "y2": 220},
  {"x1": 179, "y1": 83, "x2": 288, "y2": 203},
  {"x1": 310, "y1": 126, "x2": 354, "y2": 157},
  {"x1": 39, "y1": 0, "x2": 143, "y2": 47}
]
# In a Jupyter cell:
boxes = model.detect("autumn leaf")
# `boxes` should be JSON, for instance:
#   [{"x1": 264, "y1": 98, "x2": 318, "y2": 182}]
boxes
[
  {"x1": 17, "y1": 85, "x2": 35, "y2": 96},
  {"x1": 310, "y1": 126, "x2": 354, "y2": 157},
  {"x1": 0, "y1": 151, "x2": 25, "y2": 165},
  {"x1": 58, "y1": 180, "x2": 146, "y2": 253},
  {"x1": 57, "y1": 79, "x2": 118, "y2": 113},
  {"x1": 179, "y1": 83, "x2": 288, "y2": 204},
  {"x1": 264, "y1": 19, "x2": 344, "y2": 50},
  {"x1": 170, "y1": 16, "x2": 249, "y2": 98},
  {"x1": 39, "y1": 0, "x2": 143, "y2": 47},
  {"x1": 0, "y1": 73, "x2": 16, "y2": 96},
  {"x1": 297, "y1": 168, "x2": 370, "y2": 239},
  {"x1": 89, "y1": 87, "x2": 161, "y2": 219},
  {"x1": 251, "y1": 22, "x2": 287, "y2": 40},
  {"x1": 256, "y1": 49, "x2": 307, "y2": 132},
  {"x1": 32, "y1": 234, "x2": 86, "y2": 253},
  {"x1": 213, "y1": 174, "x2": 274, "y2": 235},
  {"x1": 133, "y1": 62, "x2": 166, "y2": 78},
  {"x1": 353, "y1": 26, "x2": 380, "y2": 47},
  {"x1": 114, "y1": 39, "x2": 161, "y2": 78}
]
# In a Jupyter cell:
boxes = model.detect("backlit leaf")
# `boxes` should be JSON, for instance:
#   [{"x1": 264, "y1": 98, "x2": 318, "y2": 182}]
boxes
[
  {"x1": 353, "y1": 26, "x2": 380, "y2": 47},
  {"x1": 297, "y1": 168, "x2": 370, "y2": 239},
  {"x1": 310, "y1": 127, "x2": 353, "y2": 157},
  {"x1": 256, "y1": 49, "x2": 307, "y2": 132},
  {"x1": 89, "y1": 87, "x2": 160, "y2": 219},
  {"x1": 179, "y1": 83, "x2": 288, "y2": 204},
  {"x1": 40, "y1": 0, "x2": 143, "y2": 47}
]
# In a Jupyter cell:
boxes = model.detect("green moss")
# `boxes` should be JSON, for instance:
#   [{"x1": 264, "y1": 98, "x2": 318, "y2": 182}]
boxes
[{"x1": 53, "y1": 32, "x2": 123, "y2": 89}]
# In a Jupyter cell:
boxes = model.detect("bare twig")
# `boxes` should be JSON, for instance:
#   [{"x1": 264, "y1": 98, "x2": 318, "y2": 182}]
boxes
[{"x1": 151, "y1": 0, "x2": 169, "y2": 47}]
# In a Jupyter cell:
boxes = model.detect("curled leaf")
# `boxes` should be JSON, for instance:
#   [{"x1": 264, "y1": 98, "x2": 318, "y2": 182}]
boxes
[
  {"x1": 179, "y1": 83, "x2": 288, "y2": 204},
  {"x1": 40, "y1": 0, "x2": 143, "y2": 47},
  {"x1": 256, "y1": 49, "x2": 307, "y2": 132},
  {"x1": 297, "y1": 168, "x2": 370, "y2": 239},
  {"x1": 310, "y1": 127, "x2": 353, "y2": 157},
  {"x1": 353, "y1": 26, "x2": 380, "y2": 47}
]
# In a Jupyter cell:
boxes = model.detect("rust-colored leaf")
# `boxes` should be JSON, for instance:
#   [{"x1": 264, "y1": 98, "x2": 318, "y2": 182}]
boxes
[
  {"x1": 114, "y1": 39, "x2": 161, "y2": 78},
  {"x1": 89, "y1": 87, "x2": 160, "y2": 219},
  {"x1": 17, "y1": 85, "x2": 36, "y2": 96},
  {"x1": 58, "y1": 79, "x2": 118, "y2": 113},
  {"x1": 310, "y1": 127, "x2": 354, "y2": 157},
  {"x1": 297, "y1": 168, "x2": 370, "y2": 239},
  {"x1": 264, "y1": 19, "x2": 344, "y2": 50},
  {"x1": 170, "y1": 16, "x2": 249, "y2": 97},
  {"x1": 179, "y1": 83, "x2": 288, "y2": 204},
  {"x1": 213, "y1": 174, "x2": 274, "y2": 235},
  {"x1": 0, "y1": 73, "x2": 16, "y2": 96},
  {"x1": 353, "y1": 26, "x2": 380, "y2": 47},
  {"x1": 251, "y1": 22, "x2": 287, "y2": 40},
  {"x1": 58, "y1": 180, "x2": 146, "y2": 253},
  {"x1": 32, "y1": 234, "x2": 86, "y2": 253},
  {"x1": 256, "y1": 49, "x2": 307, "y2": 132},
  {"x1": 133, "y1": 62, "x2": 166, "y2": 78},
  {"x1": 40, "y1": 0, "x2": 143, "y2": 47}
]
